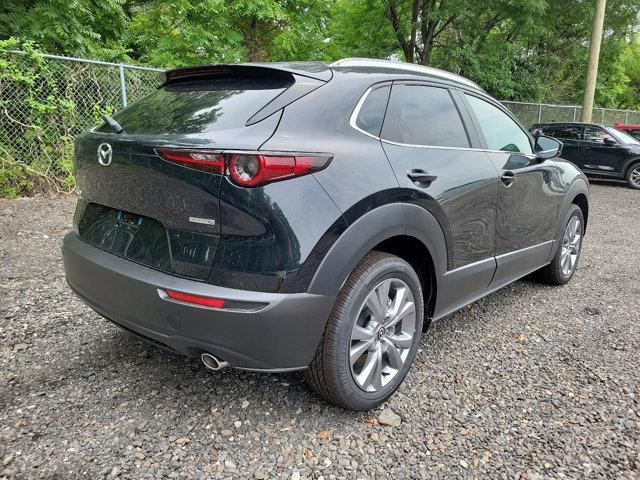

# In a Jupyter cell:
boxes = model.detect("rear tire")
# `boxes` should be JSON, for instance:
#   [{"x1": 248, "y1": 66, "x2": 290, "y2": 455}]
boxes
[
  {"x1": 305, "y1": 251, "x2": 424, "y2": 411},
  {"x1": 532, "y1": 205, "x2": 584, "y2": 285},
  {"x1": 625, "y1": 162, "x2": 640, "y2": 189}
]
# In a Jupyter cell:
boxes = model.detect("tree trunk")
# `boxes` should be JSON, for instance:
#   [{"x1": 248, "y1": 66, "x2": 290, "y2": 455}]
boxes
[{"x1": 243, "y1": 17, "x2": 267, "y2": 62}]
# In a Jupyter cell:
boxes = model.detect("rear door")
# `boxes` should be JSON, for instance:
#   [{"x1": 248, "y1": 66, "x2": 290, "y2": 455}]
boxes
[
  {"x1": 378, "y1": 81, "x2": 500, "y2": 309},
  {"x1": 461, "y1": 93, "x2": 559, "y2": 287}
]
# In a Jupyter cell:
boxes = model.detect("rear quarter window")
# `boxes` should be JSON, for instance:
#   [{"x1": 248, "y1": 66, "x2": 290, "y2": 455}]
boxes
[
  {"x1": 96, "y1": 77, "x2": 293, "y2": 135},
  {"x1": 354, "y1": 85, "x2": 390, "y2": 137}
]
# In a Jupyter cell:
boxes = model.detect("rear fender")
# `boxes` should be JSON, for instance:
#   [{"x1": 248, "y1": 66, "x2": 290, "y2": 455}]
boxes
[
  {"x1": 307, "y1": 203, "x2": 448, "y2": 297},
  {"x1": 549, "y1": 178, "x2": 589, "y2": 262}
]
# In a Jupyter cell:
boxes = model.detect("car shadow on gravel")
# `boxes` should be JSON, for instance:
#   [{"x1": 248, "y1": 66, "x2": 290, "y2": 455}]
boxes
[{"x1": 58, "y1": 325, "x2": 353, "y2": 418}]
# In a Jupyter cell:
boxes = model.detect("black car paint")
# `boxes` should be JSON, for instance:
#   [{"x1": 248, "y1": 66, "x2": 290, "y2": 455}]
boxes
[
  {"x1": 66, "y1": 61, "x2": 589, "y2": 371},
  {"x1": 531, "y1": 122, "x2": 640, "y2": 180}
]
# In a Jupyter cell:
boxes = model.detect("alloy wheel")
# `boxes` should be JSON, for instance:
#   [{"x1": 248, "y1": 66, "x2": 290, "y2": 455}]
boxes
[
  {"x1": 630, "y1": 167, "x2": 640, "y2": 188},
  {"x1": 560, "y1": 215, "x2": 582, "y2": 277},
  {"x1": 349, "y1": 278, "x2": 416, "y2": 392}
]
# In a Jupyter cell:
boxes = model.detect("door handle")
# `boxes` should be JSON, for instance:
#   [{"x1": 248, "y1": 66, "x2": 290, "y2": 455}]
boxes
[
  {"x1": 407, "y1": 169, "x2": 437, "y2": 186},
  {"x1": 500, "y1": 171, "x2": 517, "y2": 186}
]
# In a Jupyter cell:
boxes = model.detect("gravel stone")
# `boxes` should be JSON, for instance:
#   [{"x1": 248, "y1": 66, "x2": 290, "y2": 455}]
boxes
[
  {"x1": 378, "y1": 408, "x2": 402, "y2": 427},
  {"x1": 1, "y1": 183, "x2": 639, "y2": 479}
]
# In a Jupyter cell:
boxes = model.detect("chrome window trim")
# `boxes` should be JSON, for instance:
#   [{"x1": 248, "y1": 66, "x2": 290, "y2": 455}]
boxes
[
  {"x1": 494, "y1": 240, "x2": 554, "y2": 260},
  {"x1": 349, "y1": 87, "x2": 537, "y2": 159},
  {"x1": 443, "y1": 240, "x2": 554, "y2": 275},
  {"x1": 349, "y1": 86, "x2": 383, "y2": 140},
  {"x1": 444, "y1": 257, "x2": 495, "y2": 275}
]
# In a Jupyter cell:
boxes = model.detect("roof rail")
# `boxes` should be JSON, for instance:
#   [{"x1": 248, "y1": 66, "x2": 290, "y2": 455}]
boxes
[{"x1": 330, "y1": 58, "x2": 481, "y2": 90}]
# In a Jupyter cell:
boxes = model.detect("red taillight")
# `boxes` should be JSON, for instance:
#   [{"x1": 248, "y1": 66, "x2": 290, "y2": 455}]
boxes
[
  {"x1": 228, "y1": 154, "x2": 331, "y2": 187},
  {"x1": 156, "y1": 149, "x2": 224, "y2": 174},
  {"x1": 165, "y1": 289, "x2": 225, "y2": 308},
  {"x1": 156, "y1": 148, "x2": 332, "y2": 187}
]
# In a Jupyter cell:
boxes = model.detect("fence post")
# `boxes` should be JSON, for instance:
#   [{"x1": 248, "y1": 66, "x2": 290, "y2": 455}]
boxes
[
  {"x1": 625, "y1": 111, "x2": 629, "y2": 125},
  {"x1": 601, "y1": 108, "x2": 605, "y2": 124},
  {"x1": 538, "y1": 104, "x2": 542, "y2": 123},
  {"x1": 573, "y1": 107, "x2": 577, "y2": 122},
  {"x1": 119, "y1": 64, "x2": 128, "y2": 107}
]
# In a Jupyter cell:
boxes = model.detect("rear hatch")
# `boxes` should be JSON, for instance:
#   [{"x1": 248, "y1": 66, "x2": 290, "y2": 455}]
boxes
[{"x1": 74, "y1": 63, "x2": 330, "y2": 280}]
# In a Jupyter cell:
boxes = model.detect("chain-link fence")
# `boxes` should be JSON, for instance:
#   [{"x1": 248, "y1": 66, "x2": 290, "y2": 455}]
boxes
[
  {"x1": 1, "y1": 50, "x2": 162, "y2": 155},
  {"x1": 501, "y1": 101, "x2": 640, "y2": 128},
  {"x1": 1, "y1": 49, "x2": 640, "y2": 197},
  {"x1": 0, "y1": 50, "x2": 163, "y2": 196}
]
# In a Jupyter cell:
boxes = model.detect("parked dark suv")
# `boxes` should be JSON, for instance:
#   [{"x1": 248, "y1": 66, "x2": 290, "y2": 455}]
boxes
[
  {"x1": 530, "y1": 122, "x2": 640, "y2": 189},
  {"x1": 63, "y1": 59, "x2": 589, "y2": 410}
]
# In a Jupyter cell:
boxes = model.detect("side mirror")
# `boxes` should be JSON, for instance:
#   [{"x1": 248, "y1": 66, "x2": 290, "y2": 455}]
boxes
[
  {"x1": 604, "y1": 137, "x2": 616, "y2": 146},
  {"x1": 534, "y1": 135, "x2": 562, "y2": 160}
]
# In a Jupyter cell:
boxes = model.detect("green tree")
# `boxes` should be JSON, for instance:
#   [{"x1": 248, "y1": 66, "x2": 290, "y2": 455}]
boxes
[
  {"x1": 0, "y1": 0, "x2": 129, "y2": 60},
  {"x1": 123, "y1": 0, "x2": 238, "y2": 67}
]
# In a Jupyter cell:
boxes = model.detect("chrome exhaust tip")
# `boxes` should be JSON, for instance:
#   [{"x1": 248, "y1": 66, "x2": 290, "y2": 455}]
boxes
[{"x1": 201, "y1": 353, "x2": 229, "y2": 371}]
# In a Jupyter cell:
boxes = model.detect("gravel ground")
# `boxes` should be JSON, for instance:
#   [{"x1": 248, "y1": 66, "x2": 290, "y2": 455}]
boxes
[{"x1": 1, "y1": 182, "x2": 639, "y2": 479}]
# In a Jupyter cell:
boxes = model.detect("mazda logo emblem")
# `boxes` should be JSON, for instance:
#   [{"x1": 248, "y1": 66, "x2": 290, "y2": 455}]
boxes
[{"x1": 97, "y1": 143, "x2": 113, "y2": 166}]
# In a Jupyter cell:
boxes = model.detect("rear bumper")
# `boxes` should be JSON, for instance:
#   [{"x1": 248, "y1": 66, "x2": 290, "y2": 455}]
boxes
[{"x1": 62, "y1": 233, "x2": 335, "y2": 371}]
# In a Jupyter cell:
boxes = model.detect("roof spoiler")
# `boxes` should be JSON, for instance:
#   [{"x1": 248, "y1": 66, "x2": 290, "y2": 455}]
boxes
[
  {"x1": 160, "y1": 62, "x2": 333, "y2": 127},
  {"x1": 161, "y1": 62, "x2": 333, "y2": 84}
]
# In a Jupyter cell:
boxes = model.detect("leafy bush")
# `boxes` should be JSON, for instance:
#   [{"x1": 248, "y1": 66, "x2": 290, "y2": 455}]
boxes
[
  {"x1": 0, "y1": 39, "x2": 161, "y2": 198},
  {"x1": 0, "y1": 39, "x2": 76, "y2": 197}
]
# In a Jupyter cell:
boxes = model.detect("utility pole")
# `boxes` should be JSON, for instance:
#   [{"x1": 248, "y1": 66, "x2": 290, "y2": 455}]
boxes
[{"x1": 581, "y1": 0, "x2": 607, "y2": 123}]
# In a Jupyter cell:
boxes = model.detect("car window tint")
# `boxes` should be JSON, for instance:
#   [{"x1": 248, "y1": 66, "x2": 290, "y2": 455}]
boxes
[
  {"x1": 355, "y1": 85, "x2": 390, "y2": 137},
  {"x1": 584, "y1": 126, "x2": 615, "y2": 144},
  {"x1": 542, "y1": 125, "x2": 582, "y2": 140},
  {"x1": 465, "y1": 94, "x2": 533, "y2": 154},
  {"x1": 381, "y1": 84, "x2": 469, "y2": 148}
]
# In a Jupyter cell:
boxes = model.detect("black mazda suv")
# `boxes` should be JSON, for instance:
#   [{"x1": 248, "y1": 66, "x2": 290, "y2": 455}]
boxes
[{"x1": 63, "y1": 59, "x2": 589, "y2": 410}]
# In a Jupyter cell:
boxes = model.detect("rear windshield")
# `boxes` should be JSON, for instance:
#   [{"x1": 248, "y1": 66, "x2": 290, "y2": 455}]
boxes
[{"x1": 96, "y1": 77, "x2": 292, "y2": 135}]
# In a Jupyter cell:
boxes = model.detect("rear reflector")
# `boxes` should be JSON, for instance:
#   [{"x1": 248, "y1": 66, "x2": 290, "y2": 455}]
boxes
[
  {"x1": 165, "y1": 289, "x2": 225, "y2": 308},
  {"x1": 156, "y1": 149, "x2": 332, "y2": 187}
]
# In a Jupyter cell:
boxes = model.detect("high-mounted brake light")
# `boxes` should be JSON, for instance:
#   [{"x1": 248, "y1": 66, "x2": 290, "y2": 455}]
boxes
[
  {"x1": 165, "y1": 289, "x2": 225, "y2": 308},
  {"x1": 156, "y1": 149, "x2": 332, "y2": 187}
]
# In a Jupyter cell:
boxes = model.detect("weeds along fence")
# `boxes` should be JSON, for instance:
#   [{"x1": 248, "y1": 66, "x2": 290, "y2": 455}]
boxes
[
  {"x1": 1, "y1": 48, "x2": 640, "y2": 197},
  {"x1": 0, "y1": 48, "x2": 162, "y2": 197}
]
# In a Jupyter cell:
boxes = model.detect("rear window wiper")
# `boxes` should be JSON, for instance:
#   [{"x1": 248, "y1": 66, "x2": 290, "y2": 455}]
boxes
[{"x1": 101, "y1": 114, "x2": 125, "y2": 134}]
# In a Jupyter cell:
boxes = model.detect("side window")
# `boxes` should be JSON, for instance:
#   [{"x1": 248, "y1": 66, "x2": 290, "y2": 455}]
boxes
[
  {"x1": 584, "y1": 126, "x2": 615, "y2": 144},
  {"x1": 355, "y1": 85, "x2": 390, "y2": 137},
  {"x1": 381, "y1": 84, "x2": 470, "y2": 148},
  {"x1": 465, "y1": 94, "x2": 533, "y2": 154},
  {"x1": 543, "y1": 125, "x2": 582, "y2": 140}
]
